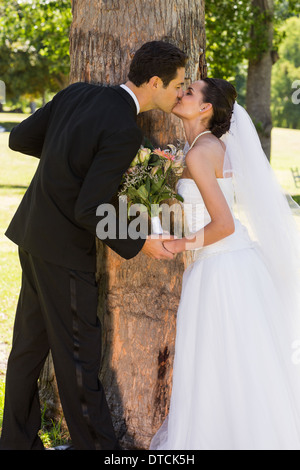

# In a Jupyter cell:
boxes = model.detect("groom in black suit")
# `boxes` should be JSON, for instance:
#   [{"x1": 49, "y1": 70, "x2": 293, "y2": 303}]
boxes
[{"x1": 0, "y1": 41, "x2": 187, "y2": 450}]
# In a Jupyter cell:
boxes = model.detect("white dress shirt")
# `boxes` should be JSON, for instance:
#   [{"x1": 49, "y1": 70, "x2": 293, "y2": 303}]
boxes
[{"x1": 120, "y1": 84, "x2": 140, "y2": 115}]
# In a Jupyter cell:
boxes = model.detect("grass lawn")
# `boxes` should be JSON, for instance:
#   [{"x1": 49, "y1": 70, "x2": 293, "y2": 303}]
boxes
[
  {"x1": 0, "y1": 122, "x2": 38, "y2": 379},
  {"x1": 271, "y1": 127, "x2": 300, "y2": 197},
  {"x1": 0, "y1": 112, "x2": 299, "y2": 443}
]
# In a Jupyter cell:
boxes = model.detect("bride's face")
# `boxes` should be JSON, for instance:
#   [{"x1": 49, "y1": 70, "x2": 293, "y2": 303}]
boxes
[{"x1": 173, "y1": 80, "x2": 210, "y2": 120}]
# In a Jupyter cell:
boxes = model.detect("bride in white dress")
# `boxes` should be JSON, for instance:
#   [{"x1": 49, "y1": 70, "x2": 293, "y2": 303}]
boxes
[{"x1": 150, "y1": 78, "x2": 300, "y2": 450}]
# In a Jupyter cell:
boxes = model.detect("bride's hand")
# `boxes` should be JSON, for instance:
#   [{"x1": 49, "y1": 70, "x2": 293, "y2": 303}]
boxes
[
  {"x1": 141, "y1": 234, "x2": 177, "y2": 260},
  {"x1": 163, "y1": 238, "x2": 186, "y2": 254}
]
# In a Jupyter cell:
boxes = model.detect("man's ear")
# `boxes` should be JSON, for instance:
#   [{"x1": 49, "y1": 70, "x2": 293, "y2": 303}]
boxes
[{"x1": 148, "y1": 76, "x2": 162, "y2": 90}]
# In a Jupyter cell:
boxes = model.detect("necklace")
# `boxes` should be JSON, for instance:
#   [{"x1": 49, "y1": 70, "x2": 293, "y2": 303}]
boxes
[{"x1": 189, "y1": 130, "x2": 212, "y2": 150}]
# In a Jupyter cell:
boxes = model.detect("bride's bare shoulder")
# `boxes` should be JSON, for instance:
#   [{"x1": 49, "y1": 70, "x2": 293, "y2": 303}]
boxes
[{"x1": 185, "y1": 135, "x2": 225, "y2": 176}]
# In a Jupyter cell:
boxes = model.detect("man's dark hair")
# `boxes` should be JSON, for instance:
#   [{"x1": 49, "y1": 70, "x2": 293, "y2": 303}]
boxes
[{"x1": 128, "y1": 41, "x2": 187, "y2": 88}]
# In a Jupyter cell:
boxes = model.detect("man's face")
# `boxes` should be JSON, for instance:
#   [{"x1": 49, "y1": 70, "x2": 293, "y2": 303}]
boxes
[{"x1": 154, "y1": 67, "x2": 185, "y2": 113}]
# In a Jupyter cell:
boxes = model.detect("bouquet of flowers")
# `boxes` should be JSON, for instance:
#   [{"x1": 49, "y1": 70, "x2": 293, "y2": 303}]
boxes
[{"x1": 118, "y1": 143, "x2": 185, "y2": 234}]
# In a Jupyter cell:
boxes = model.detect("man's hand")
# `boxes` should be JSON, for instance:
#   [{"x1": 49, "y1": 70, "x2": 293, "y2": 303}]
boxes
[{"x1": 141, "y1": 234, "x2": 177, "y2": 260}]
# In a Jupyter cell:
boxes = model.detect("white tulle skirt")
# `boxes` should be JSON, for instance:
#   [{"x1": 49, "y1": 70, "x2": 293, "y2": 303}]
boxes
[{"x1": 150, "y1": 221, "x2": 300, "y2": 450}]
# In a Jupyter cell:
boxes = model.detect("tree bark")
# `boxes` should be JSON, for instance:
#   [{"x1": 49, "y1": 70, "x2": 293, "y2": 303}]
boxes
[
  {"x1": 246, "y1": 0, "x2": 276, "y2": 161},
  {"x1": 40, "y1": 0, "x2": 206, "y2": 450},
  {"x1": 39, "y1": 353, "x2": 67, "y2": 430},
  {"x1": 69, "y1": 0, "x2": 205, "y2": 147}
]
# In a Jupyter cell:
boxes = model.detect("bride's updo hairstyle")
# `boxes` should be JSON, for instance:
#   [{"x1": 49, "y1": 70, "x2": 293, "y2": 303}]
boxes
[{"x1": 202, "y1": 78, "x2": 237, "y2": 138}]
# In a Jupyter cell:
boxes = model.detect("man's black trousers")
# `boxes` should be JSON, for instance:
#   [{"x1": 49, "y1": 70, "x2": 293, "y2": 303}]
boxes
[{"x1": 0, "y1": 247, "x2": 118, "y2": 450}]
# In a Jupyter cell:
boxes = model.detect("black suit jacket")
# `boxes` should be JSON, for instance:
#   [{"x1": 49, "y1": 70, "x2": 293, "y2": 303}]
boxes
[{"x1": 6, "y1": 82, "x2": 146, "y2": 271}]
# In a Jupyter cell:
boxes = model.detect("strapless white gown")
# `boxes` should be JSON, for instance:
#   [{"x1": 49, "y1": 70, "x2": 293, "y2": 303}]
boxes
[{"x1": 150, "y1": 177, "x2": 300, "y2": 450}]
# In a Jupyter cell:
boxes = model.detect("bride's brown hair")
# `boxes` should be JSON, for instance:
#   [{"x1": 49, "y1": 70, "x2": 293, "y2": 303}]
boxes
[{"x1": 202, "y1": 78, "x2": 237, "y2": 138}]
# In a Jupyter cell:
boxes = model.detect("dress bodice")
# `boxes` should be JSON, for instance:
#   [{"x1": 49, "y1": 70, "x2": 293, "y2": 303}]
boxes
[
  {"x1": 177, "y1": 177, "x2": 235, "y2": 234},
  {"x1": 176, "y1": 177, "x2": 254, "y2": 260}
]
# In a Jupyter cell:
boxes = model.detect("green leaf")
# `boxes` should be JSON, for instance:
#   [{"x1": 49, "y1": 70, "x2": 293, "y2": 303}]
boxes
[
  {"x1": 174, "y1": 193, "x2": 184, "y2": 202},
  {"x1": 158, "y1": 191, "x2": 173, "y2": 201},
  {"x1": 148, "y1": 155, "x2": 160, "y2": 166},
  {"x1": 150, "y1": 177, "x2": 165, "y2": 193},
  {"x1": 145, "y1": 177, "x2": 151, "y2": 194},
  {"x1": 137, "y1": 185, "x2": 149, "y2": 200}
]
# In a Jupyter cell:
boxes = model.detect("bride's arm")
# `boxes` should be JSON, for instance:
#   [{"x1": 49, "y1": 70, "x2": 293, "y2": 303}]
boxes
[{"x1": 164, "y1": 144, "x2": 235, "y2": 254}]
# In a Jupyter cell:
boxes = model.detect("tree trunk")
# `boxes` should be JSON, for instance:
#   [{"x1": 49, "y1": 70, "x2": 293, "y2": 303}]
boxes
[
  {"x1": 246, "y1": 0, "x2": 276, "y2": 161},
  {"x1": 39, "y1": 353, "x2": 67, "y2": 429},
  {"x1": 69, "y1": 0, "x2": 205, "y2": 147},
  {"x1": 40, "y1": 0, "x2": 206, "y2": 450}
]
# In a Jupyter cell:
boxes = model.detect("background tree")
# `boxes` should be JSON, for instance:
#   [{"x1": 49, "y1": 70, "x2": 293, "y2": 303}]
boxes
[
  {"x1": 246, "y1": 0, "x2": 300, "y2": 157},
  {"x1": 271, "y1": 16, "x2": 300, "y2": 129},
  {"x1": 205, "y1": 0, "x2": 300, "y2": 160},
  {"x1": 205, "y1": 0, "x2": 277, "y2": 158},
  {"x1": 0, "y1": 0, "x2": 71, "y2": 109},
  {"x1": 205, "y1": 0, "x2": 253, "y2": 82},
  {"x1": 246, "y1": 0, "x2": 276, "y2": 160},
  {"x1": 68, "y1": 0, "x2": 206, "y2": 450}
]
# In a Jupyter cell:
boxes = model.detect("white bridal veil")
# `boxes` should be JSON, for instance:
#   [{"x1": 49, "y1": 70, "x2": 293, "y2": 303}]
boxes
[{"x1": 222, "y1": 103, "x2": 300, "y2": 336}]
